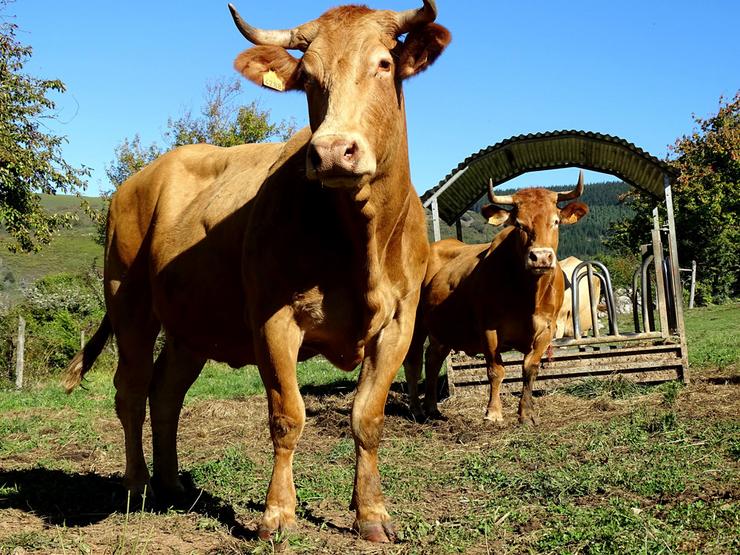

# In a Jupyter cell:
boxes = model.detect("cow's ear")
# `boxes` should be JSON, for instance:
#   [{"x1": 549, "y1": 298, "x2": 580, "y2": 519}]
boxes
[
  {"x1": 396, "y1": 23, "x2": 451, "y2": 79},
  {"x1": 234, "y1": 46, "x2": 303, "y2": 92},
  {"x1": 481, "y1": 204, "x2": 510, "y2": 226},
  {"x1": 559, "y1": 201, "x2": 589, "y2": 224}
]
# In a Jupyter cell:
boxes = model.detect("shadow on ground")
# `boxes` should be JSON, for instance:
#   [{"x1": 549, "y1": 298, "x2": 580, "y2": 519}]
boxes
[{"x1": 0, "y1": 468, "x2": 257, "y2": 539}]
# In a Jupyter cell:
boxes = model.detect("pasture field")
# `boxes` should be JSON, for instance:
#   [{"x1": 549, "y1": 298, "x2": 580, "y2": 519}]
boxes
[{"x1": 0, "y1": 305, "x2": 738, "y2": 554}]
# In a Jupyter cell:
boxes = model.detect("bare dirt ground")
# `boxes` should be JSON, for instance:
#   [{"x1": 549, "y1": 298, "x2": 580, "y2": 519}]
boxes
[{"x1": 1, "y1": 366, "x2": 738, "y2": 554}]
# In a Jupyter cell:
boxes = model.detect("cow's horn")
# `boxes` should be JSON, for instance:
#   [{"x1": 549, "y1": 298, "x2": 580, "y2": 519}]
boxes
[
  {"x1": 557, "y1": 170, "x2": 585, "y2": 202},
  {"x1": 487, "y1": 178, "x2": 514, "y2": 205},
  {"x1": 228, "y1": 3, "x2": 317, "y2": 51},
  {"x1": 396, "y1": 0, "x2": 438, "y2": 35}
]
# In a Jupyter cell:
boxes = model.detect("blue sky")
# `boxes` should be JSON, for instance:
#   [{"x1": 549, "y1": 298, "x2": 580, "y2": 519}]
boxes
[{"x1": 10, "y1": 0, "x2": 740, "y2": 195}]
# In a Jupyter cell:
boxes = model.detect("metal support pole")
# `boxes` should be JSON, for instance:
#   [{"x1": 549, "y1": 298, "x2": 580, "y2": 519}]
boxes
[
  {"x1": 455, "y1": 219, "x2": 463, "y2": 241},
  {"x1": 651, "y1": 208, "x2": 670, "y2": 337},
  {"x1": 689, "y1": 260, "x2": 697, "y2": 309},
  {"x1": 586, "y1": 264, "x2": 599, "y2": 338},
  {"x1": 664, "y1": 176, "x2": 689, "y2": 382},
  {"x1": 431, "y1": 197, "x2": 441, "y2": 242}
]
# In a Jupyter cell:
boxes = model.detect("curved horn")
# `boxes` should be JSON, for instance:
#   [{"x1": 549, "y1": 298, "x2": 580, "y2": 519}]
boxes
[
  {"x1": 557, "y1": 170, "x2": 585, "y2": 202},
  {"x1": 228, "y1": 3, "x2": 317, "y2": 51},
  {"x1": 487, "y1": 178, "x2": 514, "y2": 205},
  {"x1": 395, "y1": 0, "x2": 438, "y2": 35}
]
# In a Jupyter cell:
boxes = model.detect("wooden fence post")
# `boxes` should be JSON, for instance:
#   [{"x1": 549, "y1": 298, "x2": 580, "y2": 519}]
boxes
[{"x1": 15, "y1": 316, "x2": 25, "y2": 390}]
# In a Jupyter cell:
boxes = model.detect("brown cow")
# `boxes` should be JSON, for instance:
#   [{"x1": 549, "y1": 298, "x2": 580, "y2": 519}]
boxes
[
  {"x1": 555, "y1": 256, "x2": 602, "y2": 338},
  {"x1": 62, "y1": 1, "x2": 450, "y2": 543},
  {"x1": 404, "y1": 173, "x2": 588, "y2": 423}
]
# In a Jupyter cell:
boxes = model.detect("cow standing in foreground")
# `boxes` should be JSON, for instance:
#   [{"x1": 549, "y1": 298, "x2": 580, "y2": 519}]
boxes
[
  {"x1": 63, "y1": 1, "x2": 450, "y2": 543},
  {"x1": 404, "y1": 173, "x2": 588, "y2": 423}
]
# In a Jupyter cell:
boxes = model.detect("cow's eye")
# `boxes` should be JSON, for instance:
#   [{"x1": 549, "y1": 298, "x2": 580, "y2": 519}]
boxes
[
  {"x1": 554, "y1": 219, "x2": 560, "y2": 227},
  {"x1": 378, "y1": 59, "x2": 392, "y2": 72}
]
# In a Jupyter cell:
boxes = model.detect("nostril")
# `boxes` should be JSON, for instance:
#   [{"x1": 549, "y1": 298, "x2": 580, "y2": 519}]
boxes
[
  {"x1": 529, "y1": 251, "x2": 538, "y2": 263},
  {"x1": 343, "y1": 142, "x2": 357, "y2": 160}
]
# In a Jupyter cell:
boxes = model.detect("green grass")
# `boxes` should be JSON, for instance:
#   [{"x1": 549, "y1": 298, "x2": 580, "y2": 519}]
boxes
[
  {"x1": 685, "y1": 302, "x2": 740, "y2": 369},
  {"x1": 185, "y1": 357, "x2": 357, "y2": 402},
  {"x1": 447, "y1": 412, "x2": 739, "y2": 554}
]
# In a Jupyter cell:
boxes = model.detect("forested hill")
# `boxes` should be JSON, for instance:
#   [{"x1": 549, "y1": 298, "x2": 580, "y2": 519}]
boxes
[{"x1": 425, "y1": 180, "x2": 632, "y2": 259}]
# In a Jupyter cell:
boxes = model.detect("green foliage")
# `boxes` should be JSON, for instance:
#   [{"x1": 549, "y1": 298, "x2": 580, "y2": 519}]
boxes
[
  {"x1": 104, "y1": 135, "x2": 161, "y2": 191},
  {"x1": 0, "y1": 1, "x2": 89, "y2": 253},
  {"x1": 0, "y1": 270, "x2": 105, "y2": 381},
  {"x1": 594, "y1": 251, "x2": 640, "y2": 291},
  {"x1": 607, "y1": 93, "x2": 740, "y2": 304},
  {"x1": 93, "y1": 78, "x2": 296, "y2": 245},
  {"x1": 165, "y1": 79, "x2": 295, "y2": 148}
]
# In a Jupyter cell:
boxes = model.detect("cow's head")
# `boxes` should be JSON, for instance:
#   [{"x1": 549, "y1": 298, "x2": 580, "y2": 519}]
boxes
[
  {"x1": 481, "y1": 172, "x2": 589, "y2": 274},
  {"x1": 229, "y1": 1, "x2": 450, "y2": 188}
]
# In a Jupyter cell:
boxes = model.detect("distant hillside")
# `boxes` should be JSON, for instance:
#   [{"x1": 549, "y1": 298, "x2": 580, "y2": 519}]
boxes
[
  {"x1": 0, "y1": 195, "x2": 104, "y2": 306},
  {"x1": 425, "y1": 180, "x2": 632, "y2": 259}
]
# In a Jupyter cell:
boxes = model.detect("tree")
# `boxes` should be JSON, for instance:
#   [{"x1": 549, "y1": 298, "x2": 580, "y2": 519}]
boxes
[
  {"x1": 0, "y1": 1, "x2": 89, "y2": 252},
  {"x1": 94, "y1": 78, "x2": 295, "y2": 244},
  {"x1": 606, "y1": 93, "x2": 739, "y2": 304},
  {"x1": 165, "y1": 78, "x2": 295, "y2": 148}
]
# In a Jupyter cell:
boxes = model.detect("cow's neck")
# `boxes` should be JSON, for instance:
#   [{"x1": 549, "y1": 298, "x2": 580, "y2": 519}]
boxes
[
  {"x1": 333, "y1": 126, "x2": 413, "y2": 340},
  {"x1": 490, "y1": 231, "x2": 559, "y2": 300}
]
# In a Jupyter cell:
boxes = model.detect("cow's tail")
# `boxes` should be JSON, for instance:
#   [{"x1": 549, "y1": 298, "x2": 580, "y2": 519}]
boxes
[{"x1": 62, "y1": 313, "x2": 112, "y2": 393}]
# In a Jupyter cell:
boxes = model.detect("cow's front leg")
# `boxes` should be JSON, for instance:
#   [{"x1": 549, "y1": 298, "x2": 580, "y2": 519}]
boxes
[
  {"x1": 483, "y1": 346, "x2": 506, "y2": 423},
  {"x1": 519, "y1": 317, "x2": 552, "y2": 425},
  {"x1": 254, "y1": 309, "x2": 305, "y2": 540},
  {"x1": 351, "y1": 307, "x2": 415, "y2": 542}
]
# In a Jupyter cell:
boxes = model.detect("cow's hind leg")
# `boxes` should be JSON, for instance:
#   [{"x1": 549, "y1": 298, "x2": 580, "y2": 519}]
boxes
[
  {"x1": 113, "y1": 323, "x2": 160, "y2": 500},
  {"x1": 149, "y1": 337, "x2": 206, "y2": 504},
  {"x1": 254, "y1": 308, "x2": 305, "y2": 540},
  {"x1": 422, "y1": 338, "x2": 450, "y2": 420},
  {"x1": 402, "y1": 323, "x2": 426, "y2": 421}
]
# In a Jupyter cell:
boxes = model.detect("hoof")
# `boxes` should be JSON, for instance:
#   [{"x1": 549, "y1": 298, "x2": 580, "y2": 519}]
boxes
[
  {"x1": 257, "y1": 525, "x2": 275, "y2": 541},
  {"x1": 355, "y1": 520, "x2": 397, "y2": 543},
  {"x1": 150, "y1": 476, "x2": 190, "y2": 509},
  {"x1": 257, "y1": 516, "x2": 297, "y2": 541},
  {"x1": 409, "y1": 404, "x2": 427, "y2": 423},
  {"x1": 484, "y1": 411, "x2": 504, "y2": 424},
  {"x1": 518, "y1": 414, "x2": 538, "y2": 427},
  {"x1": 122, "y1": 479, "x2": 153, "y2": 510},
  {"x1": 426, "y1": 408, "x2": 447, "y2": 421}
]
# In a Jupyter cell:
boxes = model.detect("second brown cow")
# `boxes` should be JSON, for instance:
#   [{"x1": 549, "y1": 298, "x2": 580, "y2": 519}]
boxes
[{"x1": 404, "y1": 173, "x2": 589, "y2": 423}]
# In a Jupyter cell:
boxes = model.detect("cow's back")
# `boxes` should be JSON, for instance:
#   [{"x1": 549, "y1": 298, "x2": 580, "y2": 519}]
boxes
[{"x1": 105, "y1": 136, "x2": 292, "y2": 365}]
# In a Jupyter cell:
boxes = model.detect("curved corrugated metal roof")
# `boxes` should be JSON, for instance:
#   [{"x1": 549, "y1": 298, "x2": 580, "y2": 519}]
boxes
[{"x1": 422, "y1": 130, "x2": 675, "y2": 225}]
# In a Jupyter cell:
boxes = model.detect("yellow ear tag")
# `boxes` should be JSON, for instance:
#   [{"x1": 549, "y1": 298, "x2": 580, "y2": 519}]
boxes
[{"x1": 262, "y1": 70, "x2": 285, "y2": 91}]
